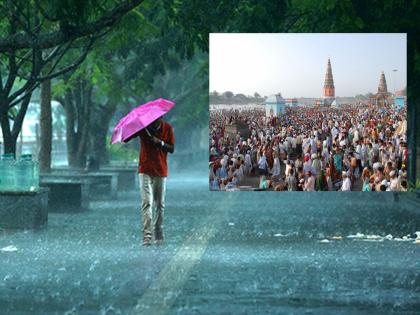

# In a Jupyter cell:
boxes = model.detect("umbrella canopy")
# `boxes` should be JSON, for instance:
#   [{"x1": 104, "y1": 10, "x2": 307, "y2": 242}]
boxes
[{"x1": 111, "y1": 98, "x2": 174, "y2": 144}]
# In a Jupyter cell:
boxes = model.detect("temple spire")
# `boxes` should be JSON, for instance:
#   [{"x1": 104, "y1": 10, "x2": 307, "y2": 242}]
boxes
[
  {"x1": 323, "y1": 58, "x2": 335, "y2": 106},
  {"x1": 377, "y1": 71, "x2": 388, "y2": 94},
  {"x1": 375, "y1": 71, "x2": 390, "y2": 107}
]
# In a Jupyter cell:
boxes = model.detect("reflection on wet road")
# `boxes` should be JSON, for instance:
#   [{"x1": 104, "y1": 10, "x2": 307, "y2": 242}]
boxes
[{"x1": 0, "y1": 173, "x2": 419, "y2": 314}]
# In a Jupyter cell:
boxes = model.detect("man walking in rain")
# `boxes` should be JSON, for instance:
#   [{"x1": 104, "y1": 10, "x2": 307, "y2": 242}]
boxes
[{"x1": 125, "y1": 117, "x2": 174, "y2": 246}]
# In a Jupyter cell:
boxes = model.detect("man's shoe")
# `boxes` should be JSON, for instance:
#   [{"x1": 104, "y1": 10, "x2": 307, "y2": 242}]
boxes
[
  {"x1": 155, "y1": 239, "x2": 164, "y2": 245},
  {"x1": 142, "y1": 238, "x2": 152, "y2": 246}
]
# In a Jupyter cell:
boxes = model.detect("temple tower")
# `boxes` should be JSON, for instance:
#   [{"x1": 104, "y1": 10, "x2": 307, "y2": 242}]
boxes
[
  {"x1": 323, "y1": 58, "x2": 335, "y2": 106},
  {"x1": 377, "y1": 71, "x2": 388, "y2": 95},
  {"x1": 375, "y1": 71, "x2": 390, "y2": 106}
]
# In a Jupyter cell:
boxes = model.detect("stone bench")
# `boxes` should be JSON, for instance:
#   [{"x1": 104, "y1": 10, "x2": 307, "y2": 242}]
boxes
[
  {"x1": 40, "y1": 177, "x2": 90, "y2": 211},
  {"x1": 53, "y1": 167, "x2": 131, "y2": 192},
  {"x1": 0, "y1": 188, "x2": 49, "y2": 229},
  {"x1": 42, "y1": 172, "x2": 118, "y2": 200},
  {"x1": 86, "y1": 172, "x2": 118, "y2": 198},
  {"x1": 99, "y1": 167, "x2": 137, "y2": 191}
]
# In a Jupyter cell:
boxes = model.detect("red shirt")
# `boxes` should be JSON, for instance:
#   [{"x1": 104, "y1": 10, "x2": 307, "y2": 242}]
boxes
[{"x1": 138, "y1": 121, "x2": 174, "y2": 177}]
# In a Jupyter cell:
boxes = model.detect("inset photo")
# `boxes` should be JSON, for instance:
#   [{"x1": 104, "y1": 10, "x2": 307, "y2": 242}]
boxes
[{"x1": 209, "y1": 33, "x2": 407, "y2": 191}]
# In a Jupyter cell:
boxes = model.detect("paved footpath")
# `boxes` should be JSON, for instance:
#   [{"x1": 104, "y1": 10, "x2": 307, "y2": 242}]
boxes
[{"x1": 0, "y1": 174, "x2": 419, "y2": 314}]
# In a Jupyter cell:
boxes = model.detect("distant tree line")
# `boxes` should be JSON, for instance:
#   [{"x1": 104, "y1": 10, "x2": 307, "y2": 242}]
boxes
[{"x1": 209, "y1": 91, "x2": 266, "y2": 104}]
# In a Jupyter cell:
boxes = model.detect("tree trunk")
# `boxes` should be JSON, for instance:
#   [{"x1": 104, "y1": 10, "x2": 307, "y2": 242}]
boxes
[
  {"x1": 90, "y1": 102, "x2": 116, "y2": 168},
  {"x1": 61, "y1": 78, "x2": 91, "y2": 169},
  {"x1": 0, "y1": 95, "x2": 31, "y2": 156},
  {"x1": 59, "y1": 77, "x2": 118, "y2": 170},
  {"x1": 0, "y1": 130, "x2": 16, "y2": 156},
  {"x1": 0, "y1": 102, "x2": 15, "y2": 155},
  {"x1": 90, "y1": 122, "x2": 110, "y2": 167},
  {"x1": 39, "y1": 79, "x2": 52, "y2": 172},
  {"x1": 2, "y1": 138, "x2": 16, "y2": 155},
  {"x1": 74, "y1": 79, "x2": 91, "y2": 169}
]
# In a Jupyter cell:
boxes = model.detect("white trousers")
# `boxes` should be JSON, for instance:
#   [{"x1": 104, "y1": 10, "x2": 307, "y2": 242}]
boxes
[{"x1": 139, "y1": 174, "x2": 166, "y2": 240}]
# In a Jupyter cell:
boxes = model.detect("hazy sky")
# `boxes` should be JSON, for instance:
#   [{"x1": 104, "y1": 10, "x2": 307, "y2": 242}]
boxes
[{"x1": 209, "y1": 33, "x2": 406, "y2": 98}]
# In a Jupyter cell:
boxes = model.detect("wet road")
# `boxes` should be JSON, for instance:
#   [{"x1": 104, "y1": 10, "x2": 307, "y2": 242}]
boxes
[{"x1": 1, "y1": 173, "x2": 419, "y2": 314}]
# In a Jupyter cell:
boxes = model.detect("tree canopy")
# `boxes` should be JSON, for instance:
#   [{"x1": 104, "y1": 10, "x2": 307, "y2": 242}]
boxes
[
  {"x1": 0, "y1": 0, "x2": 145, "y2": 154},
  {"x1": 0, "y1": 0, "x2": 418, "y2": 180}
]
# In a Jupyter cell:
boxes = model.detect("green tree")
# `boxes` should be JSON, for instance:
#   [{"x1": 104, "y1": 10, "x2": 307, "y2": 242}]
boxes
[
  {"x1": 0, "y1": 0, "x2": 144, "y2": 155},
  {"x1": 52, "y1": 0, "x2": 192, "y2": 168},
  {"x1": 223, "y1": 91, "x2": 234, "y2": 101}
]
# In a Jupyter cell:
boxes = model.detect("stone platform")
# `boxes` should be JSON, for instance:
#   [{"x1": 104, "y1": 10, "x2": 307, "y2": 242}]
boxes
[
  {"x1": 0, "y1": 188, "x2": 49, "y2": 229},
  {"x1": 41, "y1": 172, "x2": 118, "y2": 204},
  {"x1": 99, "y1": 167, "x2": 137, "y2": 191},
  {"x1": 52, "y1": 166, "x2": 136, "y2": 192},
  {"x1": 40, "y1": 177, "x2": 90, "y2": 211}
]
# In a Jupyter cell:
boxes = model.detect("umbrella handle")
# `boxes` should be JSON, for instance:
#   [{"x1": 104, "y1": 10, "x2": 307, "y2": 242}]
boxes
[{"x1": 145, "y1": 128, "x2": 152, "y2": 137}]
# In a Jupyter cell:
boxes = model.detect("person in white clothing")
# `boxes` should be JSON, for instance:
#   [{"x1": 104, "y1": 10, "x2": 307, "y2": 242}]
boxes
[
  {"x1": 388, "y1": 170, "x2": 401, "y2": 191},
  {"x1": 341, "y1": 171, "x2": 352, "y2": 191},
  {"x1": 311, "y1": 153, "x2": 321, "y2": 177},
  {"x1": 304, "y1": 171, "x2": 315, "y2": 191},
  {"x1": 244, "y1": 150, "x2": 252, "y2": 175},
  {"x1": 303, "y1": 154, "x2": 312, "y2": 178},
  {"x1": 258, "y1": 151, "x2": 268, "y2": 175},
  {"x1": 271, "y1": 153, "x2": 281, "y2": 179}
]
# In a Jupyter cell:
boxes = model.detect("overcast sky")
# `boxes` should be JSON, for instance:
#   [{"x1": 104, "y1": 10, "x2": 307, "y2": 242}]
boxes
[{"x1": 209, "y1": 33, "x2": 406, "y2": 98}]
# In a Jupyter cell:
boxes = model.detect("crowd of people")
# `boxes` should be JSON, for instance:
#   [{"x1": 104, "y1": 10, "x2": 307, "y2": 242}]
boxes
[{"x1": 209, "y1": 103, "x2": 408, "y2": 192}]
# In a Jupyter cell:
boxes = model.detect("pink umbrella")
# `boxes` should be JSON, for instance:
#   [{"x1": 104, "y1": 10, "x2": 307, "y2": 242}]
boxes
[{"x1": 111, "y1": 98, "x2": 174, "y2": 144}]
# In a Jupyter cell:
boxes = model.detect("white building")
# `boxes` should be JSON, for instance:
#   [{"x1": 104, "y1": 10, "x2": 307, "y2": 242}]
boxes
[{"x1": 265, "y1": 93, "x2": 286, "y2": 117}]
